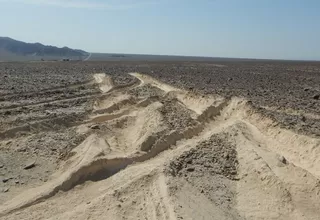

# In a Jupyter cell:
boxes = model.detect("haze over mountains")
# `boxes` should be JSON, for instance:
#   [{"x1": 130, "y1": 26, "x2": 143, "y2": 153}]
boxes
[
  {"x1": 0, "y1": 37, "x2": 89, "y2": 61},
  {"x1": 1, "y1": 37, "x2": 307, "y2": 63}
]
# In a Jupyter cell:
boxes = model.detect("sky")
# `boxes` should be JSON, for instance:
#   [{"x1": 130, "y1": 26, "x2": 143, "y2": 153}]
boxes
[{"x1": 0, "y1": 0, "x2": 320, "y2": 60}]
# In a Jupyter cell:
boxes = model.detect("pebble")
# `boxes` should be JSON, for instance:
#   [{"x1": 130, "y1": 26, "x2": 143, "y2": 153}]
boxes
[
  {"x1": 24, "y1": 160, "x2": 36, "y2": 170},
  {"x1": 186, "y1": 167, "x2": 195, "y2": 172},
  {"x1": 278, "y1": 156, "x2": 287, "y2": 165},
  {"x1": 90, "y1": 125, "x2": 100, "y2": 130}
]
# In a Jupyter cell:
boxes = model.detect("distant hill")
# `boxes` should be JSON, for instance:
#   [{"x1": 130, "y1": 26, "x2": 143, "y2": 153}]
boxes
[{"x1": 0, "y1": 37, "x2": 89, "y2": 61}]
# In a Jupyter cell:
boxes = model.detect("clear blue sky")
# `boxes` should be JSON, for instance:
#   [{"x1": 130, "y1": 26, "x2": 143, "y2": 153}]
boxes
[{"x1": 1, "y1": 0, "x2": 319, "y2": 60}]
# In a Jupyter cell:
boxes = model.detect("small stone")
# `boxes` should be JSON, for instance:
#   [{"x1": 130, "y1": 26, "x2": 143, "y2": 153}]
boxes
[
  {"x1": 87, "y1": 201, "x2": 91, "y2": 204},
  {"x1": 230, "y1": 170, "x2": 237, "y2": 175},
  {"x1": 186, "y1": 167, "x2": 195, "y2": 172},
  {"x1": 313, "y1": 94, "x2": 320, "y2": 100},
  {"x1": 278, "y1": 156, "x2": 287, "y2": 165},
  {"x1": 3, "y1": 188, "x2": 9, "y2": 193},
  {"x1": 90, "y1": 125, "x2": 100, "y2": 130},
  {"x1": 24, "y1": 160, "x2": 36, "y2": 170},
  {"x1": 15, "y1": 180, "x2": 20, "y2": 184},
  {"x1": 0, "y1": 164, "x2": 4, "y2": 168},
  {"x1": 2, "y1": 178, "x2": 9, "y2": 183}
]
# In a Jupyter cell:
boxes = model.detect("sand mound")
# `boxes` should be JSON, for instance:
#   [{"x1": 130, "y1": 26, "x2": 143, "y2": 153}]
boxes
[
  {"x1": 1, "y1": 73, "x2": 320, "y2": 220},
  {"x1": 93, "y1": 73, "x2": 115, "y2": 93}
]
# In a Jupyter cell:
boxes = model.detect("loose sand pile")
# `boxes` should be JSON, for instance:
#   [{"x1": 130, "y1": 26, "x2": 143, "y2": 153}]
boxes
[{"x1": 1, "y1": 73, "x2": 320, "y2": 220}]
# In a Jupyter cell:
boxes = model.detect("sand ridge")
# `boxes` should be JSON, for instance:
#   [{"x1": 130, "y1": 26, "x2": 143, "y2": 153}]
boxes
[{"x1": 1, "y1": 73, "x2": 320, "y2": 219}]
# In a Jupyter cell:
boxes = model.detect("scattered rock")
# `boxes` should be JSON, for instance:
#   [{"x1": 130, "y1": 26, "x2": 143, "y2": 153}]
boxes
[
  {"x1": 230, "y1": 170, "x2": 237, "y2": 175},
  {"x1": 278, "y1": 156, "x2": 287, "y2": 165},
  {"x1": 90, "y1": 124, "x2": 100, "y2": 130},
  {"x1": 2, "y1": 178, "x2": 9, "y2": 183},
  {"x1": 313, "y1": 94, "x2": 320, "y2": 100},
  {"x1": 186, "y1": 167, "x2": 195, "y2": 172},
  {"x1": 3, "y1": 188, "x2": 9, "y2": 193},
  {"x1": 24, "y1": 160, "x2": 36, "y2": 170},
  {"x1": 0, "y1": 164, "x2": 4, "y2": 168}
]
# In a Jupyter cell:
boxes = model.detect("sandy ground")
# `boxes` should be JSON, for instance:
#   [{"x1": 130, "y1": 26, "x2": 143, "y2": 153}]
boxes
[{"x1": 1, "y1": 71, "x2": 320, "y2": 219}]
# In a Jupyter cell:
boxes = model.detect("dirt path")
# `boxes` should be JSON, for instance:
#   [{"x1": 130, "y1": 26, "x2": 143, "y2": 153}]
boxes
[{"x1": 1, "y1": 73, "x2": 320, "y2": 219}]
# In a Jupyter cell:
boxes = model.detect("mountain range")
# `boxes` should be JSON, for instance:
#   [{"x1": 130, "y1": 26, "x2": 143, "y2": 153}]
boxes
[{"x1": 0, "y1": 37, "x2": 88, "y2": 61}]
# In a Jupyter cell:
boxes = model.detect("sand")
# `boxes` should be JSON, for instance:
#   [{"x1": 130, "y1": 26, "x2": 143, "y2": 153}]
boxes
[{"x1": 1, "y1": 73, "x2": 320, "y2": 220}]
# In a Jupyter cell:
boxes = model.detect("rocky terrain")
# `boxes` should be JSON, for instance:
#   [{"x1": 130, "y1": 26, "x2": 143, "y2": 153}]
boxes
[
  {"x1": 141, "y1": 62, "x2": 320, "y2": 136},
  {"x1": 0, "y1": 60, "x2": 320, "y2": 219},
  {"x1": 1, "y1": 61, "x2": 319, "y2": 136}
]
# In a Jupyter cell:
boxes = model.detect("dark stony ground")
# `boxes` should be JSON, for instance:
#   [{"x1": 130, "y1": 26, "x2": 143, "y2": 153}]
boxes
[
  {"x1": 137, "y1": 61, "x2": 320, "y2": 136},
  {"x1": 165, "y1": 132, "x2": 242, "y2": 219},
  {"x1": 0, "y1": 60, "x2": 319, "y2": 203},
  {"x1": 1, "y1": 60, "x2": 320, "y2": 137}
]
